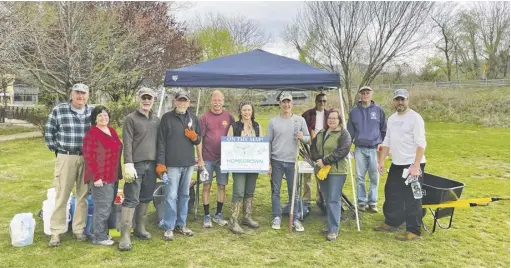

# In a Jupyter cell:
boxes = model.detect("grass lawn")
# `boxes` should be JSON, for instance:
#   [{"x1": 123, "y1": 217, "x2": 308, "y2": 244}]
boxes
[
  {"x1": 0, "y1": 124, "x2": 37, "y2": 136},
  {"x1": 0, "y1": 120, "x2": 509, "y2": 267}
]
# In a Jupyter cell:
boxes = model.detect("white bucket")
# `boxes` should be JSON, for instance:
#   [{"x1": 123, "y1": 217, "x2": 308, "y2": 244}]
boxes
[
  {"x1": 42, "y1": 193, "x2": 71, "y2": 235},
  {"x1": 47, "y1": 188, "x2": 56, "y2": 201}
]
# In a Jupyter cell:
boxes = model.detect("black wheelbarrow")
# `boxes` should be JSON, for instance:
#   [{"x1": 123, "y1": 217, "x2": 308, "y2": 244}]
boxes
[{"x1": 421, "y1": 173, "x2": 509, "y2": 233}]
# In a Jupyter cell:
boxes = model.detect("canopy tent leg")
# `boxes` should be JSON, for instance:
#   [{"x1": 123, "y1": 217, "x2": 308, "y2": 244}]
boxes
[
  {"x1": 338, "y1": 87, "x2": 361, "y2": 232},
  {"x1": 157, "y1": 87, "x2": 166, "y2": 117},
  {"x1": 196, "y1": 88, "x2": 202, "y2": 116}
]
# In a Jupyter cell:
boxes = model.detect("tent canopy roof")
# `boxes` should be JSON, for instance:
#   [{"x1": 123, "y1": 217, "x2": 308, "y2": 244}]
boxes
[{"x1": 164, "y1": 49, "x2": 340, "y2": 90}]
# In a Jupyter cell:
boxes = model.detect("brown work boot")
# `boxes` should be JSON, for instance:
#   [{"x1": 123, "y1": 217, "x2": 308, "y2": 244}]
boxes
[
  {"x1": 74, "y1": 233, "x2": 87, "y2": 241},
  {"x1": 396, "y1": 231, "x2": 422, "y2": 241},
  {"x1": 48, "y1": 234, "x2": 60, "y2": 247},
  {"x1": 242, "y1": 197, "x2": 259, "y2": 229},
  {"x1": 229, "y1": 201, "x2": 244, "y2": 234},
  {"x1": 374, "y1": 223, "x2": 399, "y2": 232}
]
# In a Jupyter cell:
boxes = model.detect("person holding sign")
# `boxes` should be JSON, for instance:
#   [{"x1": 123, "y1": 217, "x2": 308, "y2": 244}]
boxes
[
  {"x1": 227, "y1": 101, "x2": 263, "y2": 234},
  {"x1": 197, "y1": 90, "x2": 235, "y2": 228},
  {"x1": 267, "y1": 92, "x2": 310, "y2": 232},
  {"x1": 310, "y1": 108, "x2": 352, "y2": 241}
]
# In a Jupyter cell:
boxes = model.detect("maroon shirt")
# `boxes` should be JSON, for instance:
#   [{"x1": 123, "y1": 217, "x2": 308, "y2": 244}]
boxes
[
  {"x1": 199, "y1": 110, "x2": 234, "y2": 161},
  {"x1": 83, "y1": 126, "x2": 122, "y2": 184}
]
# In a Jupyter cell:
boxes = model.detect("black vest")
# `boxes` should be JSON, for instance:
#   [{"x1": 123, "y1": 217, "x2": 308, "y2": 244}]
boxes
[{"x1": 232, "y1": 121, "x2": 260, "y2": 137}]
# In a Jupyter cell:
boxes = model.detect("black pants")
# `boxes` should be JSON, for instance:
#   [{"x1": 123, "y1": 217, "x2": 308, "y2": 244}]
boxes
[
  {"x1": 383, "y1": 163, "x2": 426, "y2": 235},
  {"x1": 123, "y1": 161, "x2": 157, "y2": 208}
]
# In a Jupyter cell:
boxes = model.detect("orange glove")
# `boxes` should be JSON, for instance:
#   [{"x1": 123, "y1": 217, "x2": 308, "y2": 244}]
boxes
[
  {"x1": 184, "y1": 128, "x2": 198, "y2": 142},
  {"x1": 156, "y1": 163, "x2": 167, "y2": 178}
]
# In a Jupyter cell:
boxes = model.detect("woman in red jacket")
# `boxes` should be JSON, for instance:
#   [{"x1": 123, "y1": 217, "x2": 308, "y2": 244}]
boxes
[{"x1": 83, "y1": 105, "x2": 122, "y2": 246}]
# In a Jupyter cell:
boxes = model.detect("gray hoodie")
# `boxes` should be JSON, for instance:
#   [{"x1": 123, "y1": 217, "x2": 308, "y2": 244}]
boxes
[{"x1": 347, "y1": 101, "x2": 387, "y2": 148}]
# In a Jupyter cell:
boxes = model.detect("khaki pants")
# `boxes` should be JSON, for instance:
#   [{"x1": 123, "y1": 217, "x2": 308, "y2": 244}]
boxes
[
  {"x1": 302, "y1": 173, "x2": 320, "y2": 203},
  {"x1": 50, "y1": 154, "x2": 88, "y2": 235}
]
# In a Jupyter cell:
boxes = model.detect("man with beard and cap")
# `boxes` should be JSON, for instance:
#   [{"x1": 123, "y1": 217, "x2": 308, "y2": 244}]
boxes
[
  {"x1": 375, "y1": 89, "x2": 427, "y2": 241},
  {"x1": 118, "y1": 87, "x2": 160, "y2": 251},
  {"x1": 157, "y1": 90, "x2": 201, "y2": 241}
]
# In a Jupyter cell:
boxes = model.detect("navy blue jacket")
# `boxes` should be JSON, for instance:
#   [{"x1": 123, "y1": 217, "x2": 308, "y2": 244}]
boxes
[{"x1": 347, "y1": 101, "x2": 387, "y2": 148}]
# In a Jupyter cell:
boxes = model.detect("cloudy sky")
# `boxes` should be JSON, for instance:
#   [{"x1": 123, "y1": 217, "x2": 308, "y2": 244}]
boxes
[{"x1": 174, "y1": 1, "x2": 304, "y2": 59}]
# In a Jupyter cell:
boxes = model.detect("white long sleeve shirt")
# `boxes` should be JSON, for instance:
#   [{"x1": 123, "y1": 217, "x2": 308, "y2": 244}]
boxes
[{"x1": 382, "y1": 109, "x2": 426, "y2": 165}]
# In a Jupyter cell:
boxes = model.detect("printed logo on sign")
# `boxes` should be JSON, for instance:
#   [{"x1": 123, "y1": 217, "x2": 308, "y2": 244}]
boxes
[
  {"x1": 172, "y1": 75, "x2": 178, "y2": 81},
  {"x1": 370, "y1": 112, "x2": 377, "y2": 120}
]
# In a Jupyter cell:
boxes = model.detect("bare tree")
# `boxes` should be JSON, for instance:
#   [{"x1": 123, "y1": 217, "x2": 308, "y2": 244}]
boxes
[
  {"x1": 431, "y1": 2, "x2": 459, "y2": 81},
  {"x1": 472, "y1": 1, "x2": 510, "y2": 79},
  {"x1": 289, "y1": 1, "x2": 434, "y2": 108},
  {"x1": 194, "y1": 12, "x2": 271, "y2": 51}
]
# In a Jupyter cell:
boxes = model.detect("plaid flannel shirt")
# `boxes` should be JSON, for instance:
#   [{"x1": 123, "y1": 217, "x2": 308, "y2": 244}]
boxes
[
  {"x1": 44, "y1": 102, "x2": 93, "y2": 153},
  {"x1": 302, "y1": 108, "x2": 318, "y2": 135}
]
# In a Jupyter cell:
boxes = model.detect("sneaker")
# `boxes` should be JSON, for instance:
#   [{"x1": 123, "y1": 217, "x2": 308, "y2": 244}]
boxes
[
  {"x1": 358, "y1": 204, "x2": 367, "y2": 212},
  {"x1": 271, "y1": 217, "x2": 281, "y2": 230},
  {"x1": 293, "y1": 220, "x2": 305, "y2": 232},
  {"x1": 175, "y1": 225, "x2": 194, "y2": 236},
  {"x1": 396, "y1": 231, "x2": 422, "y2": 241},
  {"x1": 74, "y1": 233, "x2": 88, "y2": 241},
  {"x1": 163, "y1": 230, "x2": 174, "y2": 241},
  {"x1": 48, "y1": 234, "x2": 60, "y2": 247},
  {"x1": 212, "y1": 213, "x2": 228, "y2": 226},
  {"x1": 368, "y1": 205, "x2": 378, "y2": 213},
  {"x1": 374, "y1": 223, "x2": 399, "y2": 232},
  {"x1": 93, "y1": 239, "x2": 115, "y2": 246},
  {"x1": 326, "y1": 232, "x2": 338, "y2": 241},
  {"x1": 203, "y1": 215, "x2": 213, "y2": 228}
]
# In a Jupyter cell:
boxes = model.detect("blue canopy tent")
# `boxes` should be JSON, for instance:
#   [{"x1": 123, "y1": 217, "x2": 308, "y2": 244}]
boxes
[
  {"x1": 163, "y1": 49, "x2": 340, "y2": 89},
  {"x1": 160, "y1": 49, "x2": 360, "y2": 231}
]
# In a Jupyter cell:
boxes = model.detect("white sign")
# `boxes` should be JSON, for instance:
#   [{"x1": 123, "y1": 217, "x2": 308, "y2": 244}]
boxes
[{"x1": 221, "y1": 136, "x2": 269, "y2": 173}]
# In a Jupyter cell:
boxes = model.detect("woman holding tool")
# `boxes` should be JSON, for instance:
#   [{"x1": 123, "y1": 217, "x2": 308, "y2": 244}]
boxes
[{"x1": 310, "y1": 108, "x2": 352, "y2": 241}]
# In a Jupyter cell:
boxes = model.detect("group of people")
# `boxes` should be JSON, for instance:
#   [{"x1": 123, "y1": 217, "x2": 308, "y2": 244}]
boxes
[{"x1": 43, "y1": 82, "x2": 426, "y2": 250}]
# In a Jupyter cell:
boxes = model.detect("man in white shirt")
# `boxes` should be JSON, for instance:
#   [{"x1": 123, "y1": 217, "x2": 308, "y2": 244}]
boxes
[
  {"x1": 374, "y1": 89, "x2": 427, "y2": 241},
  {"x1": 301, "y1": 93, "x2": 327, "y2": 206}
]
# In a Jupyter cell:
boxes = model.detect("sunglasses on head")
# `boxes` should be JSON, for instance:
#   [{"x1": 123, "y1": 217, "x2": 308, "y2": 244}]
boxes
[{"x1": 141, "y1": 95, "x2": 153, "y2": 100}]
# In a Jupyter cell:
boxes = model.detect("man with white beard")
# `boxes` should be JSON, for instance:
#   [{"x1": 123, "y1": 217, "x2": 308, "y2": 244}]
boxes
[{"x1": 156, "y1": 90, "x2": 201, "y2": 241}]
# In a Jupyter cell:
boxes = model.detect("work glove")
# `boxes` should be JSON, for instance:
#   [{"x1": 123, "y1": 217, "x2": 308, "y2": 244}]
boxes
[
  {"x1": 156, "y1": 163, "x2": 167, "y2": 178},
  {"x1": 316, "y1": 165, "x2": 331, "y2": 180},
  {"x1": 184, "y1": 128, "x2": 198, "y2": 142},
  {"x1": 124, "y1": 163, "x2": 137, "y2": 183}
]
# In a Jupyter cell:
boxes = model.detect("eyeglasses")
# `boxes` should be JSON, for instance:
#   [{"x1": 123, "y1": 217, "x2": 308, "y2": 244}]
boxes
[
  {"x1": 141, "y1": 96, "x2": 153, "y2": 100},
  {"x1": 316, "y1": 100, "x2": 327, "y2": 103},
  {"x1": 327, "y1": 117, "x2": 339, "y2": 120}
]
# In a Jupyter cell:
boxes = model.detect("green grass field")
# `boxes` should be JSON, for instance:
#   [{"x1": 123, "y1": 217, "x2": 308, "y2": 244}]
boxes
[
  {"x1": 0, "y1": 124, "x2": 37, "y2": 136},
  {"x1": 0, "y1": 117, "x2": 509, "y2": 267}
]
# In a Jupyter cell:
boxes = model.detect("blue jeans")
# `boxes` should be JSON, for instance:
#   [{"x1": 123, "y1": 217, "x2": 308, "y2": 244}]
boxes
[
  {"x1": 319, "y1": 174, "x2": 347, "y2": 234},
  {"x1": 204, "y1": 160, "x2": 229, "y2": 185},
  {"x1": 270, "y1": 159, "x2": 299, "y2": 221},
  {"x1": 162, "y1": 166, "x2": 193, "y2": 231},
  {"x1": 355, "y1": 147, "x2": 379, "y2": 206}
]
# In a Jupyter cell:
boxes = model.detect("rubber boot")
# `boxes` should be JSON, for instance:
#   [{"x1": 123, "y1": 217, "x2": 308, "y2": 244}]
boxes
[
  {"x1": 228, "y1": 201, "x2": 244, "y2": 234},
  {"x1": 118, "y1": 207, "x2": 135, "y2": 251},
  {"x1": 242, "y1": 197, "x2": 260, "y2": 228},
  {"x1": 133, "y1": 203, "x2": 152, "y2": 239}
]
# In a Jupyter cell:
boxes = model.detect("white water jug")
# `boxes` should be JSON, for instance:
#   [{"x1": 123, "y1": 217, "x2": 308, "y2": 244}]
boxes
[
  {"x1": 42, "y1": 192, "x2": 71, "y2": 235},
  {"x1": 10, "y1": 213, "x2": 36, "y2": 247}
]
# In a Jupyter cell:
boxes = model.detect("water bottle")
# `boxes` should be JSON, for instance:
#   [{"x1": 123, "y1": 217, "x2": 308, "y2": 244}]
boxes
[
  {"x1": 410, "y1": 177, "x2": 423, "y2": 199},
  {"x1": 162, "y1": 172, "x2": 169, "y2": 184}
]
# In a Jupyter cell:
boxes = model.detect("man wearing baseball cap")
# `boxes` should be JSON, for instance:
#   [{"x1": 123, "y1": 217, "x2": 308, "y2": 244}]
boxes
[
  {"x1": 156, "y1": 90, "x2": 201, "y2": 241},
  {"x1": 375, "y1": 88, "x2": 427, "y2": 241},
  {"x1": 45, "y1": 83, "x2": 93, "y2": 246},
  {"x1": 267, "y1": 92, "x2": 310, "y2": 232},
  {"x1": 119, "y1": 87, "x2": 160, "y2": 251},
  {"x1": 347, "y1": 86, "x2": 387, "y2": 213}
]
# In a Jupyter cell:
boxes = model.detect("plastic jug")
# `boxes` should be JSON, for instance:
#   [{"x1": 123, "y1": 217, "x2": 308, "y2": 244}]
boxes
[{"x1": 10, "y1": 213, "x2": 36, "y2": 247}]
